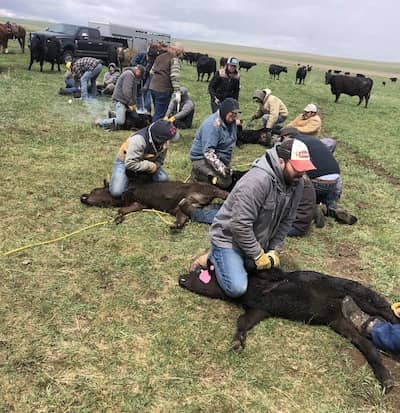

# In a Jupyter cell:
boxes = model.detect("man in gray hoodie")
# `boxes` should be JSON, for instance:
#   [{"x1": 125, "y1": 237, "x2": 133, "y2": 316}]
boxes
[
  {"x1": 96, "y1": 65, "x2": 145, "y2": 129},
  {"x1": 207, "y1": 138, "x2": 316, "y2": 297}
]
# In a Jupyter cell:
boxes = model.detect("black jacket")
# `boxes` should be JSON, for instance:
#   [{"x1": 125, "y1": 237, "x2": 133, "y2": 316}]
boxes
[{"x1": 208, "y1": 68, "x2": 240, "y2": 101}]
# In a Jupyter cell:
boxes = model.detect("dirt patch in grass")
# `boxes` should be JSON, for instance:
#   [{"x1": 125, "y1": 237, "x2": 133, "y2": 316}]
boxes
[{"x1": 339, "y1": 139, "x2": 400, "y2": 188}]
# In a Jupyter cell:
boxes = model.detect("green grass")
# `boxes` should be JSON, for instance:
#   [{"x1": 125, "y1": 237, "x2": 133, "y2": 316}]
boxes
[{"x1": 1, "y1": 18, "x2": 400, "y2": 412}]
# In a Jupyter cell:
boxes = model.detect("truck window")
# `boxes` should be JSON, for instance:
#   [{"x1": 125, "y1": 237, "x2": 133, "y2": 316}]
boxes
[{"x1": 88, "y1": 28, "x2": 100, "y2": 40}]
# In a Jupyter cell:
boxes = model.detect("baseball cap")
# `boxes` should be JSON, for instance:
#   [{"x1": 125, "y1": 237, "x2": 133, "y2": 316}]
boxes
[
  {"x1": 277, "y1": 138, "x2": 316, "y2": 172},
  {"x1": 304, "y1": 103, "x2": 317, "y2": 112},
  {"x1": 227, "y1": 56, "x2": 239, "y2": 66}
]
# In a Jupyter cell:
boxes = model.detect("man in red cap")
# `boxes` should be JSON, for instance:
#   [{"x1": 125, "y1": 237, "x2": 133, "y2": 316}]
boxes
[{"x1": 192, "y1": 138, "x2": 316, "y2": 298}]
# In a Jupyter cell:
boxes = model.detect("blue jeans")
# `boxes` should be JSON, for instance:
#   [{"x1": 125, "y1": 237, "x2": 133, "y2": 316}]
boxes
[
  {"x1": 109, "y1": 157, "x2": 169, "y2": 197},
  {"x1": 191, "y1": 204, "x2": 221, "y2": 224},
  {"x1": 98, "y1": 102, "x2": 127, "y2": 128},
  {"x1": 150, "y1": 89, "x2": 171, "y2": 121},
  {"x1": 209, "y1": 245, "x2": 248, "y2": 298},
  {"x1": 372, "y1": 322, "x2": 400, "y2": 354},
  {"x1": 137, "y1": 89, "x2": 152, "y2": 113},
  {"x1": 80, "y1": 63, "x2": 103, "y2": 100},
  {"x1": 312, "y1": 176, "x2": 343, "y2": 213}
]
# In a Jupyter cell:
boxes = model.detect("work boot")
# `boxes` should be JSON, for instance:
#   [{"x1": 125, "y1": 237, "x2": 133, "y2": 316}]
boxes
[
  {"x1": 341, "y1": 296, "x2": 381, "y2": 335},
  {"x1": 332, "y1": 207, "x2": 358, "y2": 225},
  {"x1": 314, "y1": 203, "x2": 327, "y2": 228},
  {"x1": 189, "y1": 251, "x2": 210, "y2": 272}
]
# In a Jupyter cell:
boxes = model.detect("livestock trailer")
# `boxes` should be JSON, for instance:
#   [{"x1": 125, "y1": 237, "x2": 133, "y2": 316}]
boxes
[{"x1": 88, "y1": 21, "x2": 171, "y2": 51}]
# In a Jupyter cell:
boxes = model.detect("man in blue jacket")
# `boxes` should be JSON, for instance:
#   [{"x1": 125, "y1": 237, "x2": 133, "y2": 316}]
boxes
[{"x1": 190, "y1": 98, "x2": 239, "y2": 189}]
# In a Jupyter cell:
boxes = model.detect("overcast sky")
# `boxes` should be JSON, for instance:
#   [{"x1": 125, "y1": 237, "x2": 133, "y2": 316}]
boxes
[{"x1": 1, "y1": 0, "x2": 398, "y2": 62}]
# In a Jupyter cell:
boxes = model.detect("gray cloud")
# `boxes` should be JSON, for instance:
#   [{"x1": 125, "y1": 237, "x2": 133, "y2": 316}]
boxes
[{"x1": 1, "y1": 0, "x2": 398, "y2": 61}]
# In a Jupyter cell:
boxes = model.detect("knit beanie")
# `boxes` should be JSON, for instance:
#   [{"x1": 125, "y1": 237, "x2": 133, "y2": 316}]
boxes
[
  {"x1": 219, "y1": 98, "x2": 240, "y2": 120},
  {"x1": 148, "y1": 120, "x2": 177, "y2": 145}
]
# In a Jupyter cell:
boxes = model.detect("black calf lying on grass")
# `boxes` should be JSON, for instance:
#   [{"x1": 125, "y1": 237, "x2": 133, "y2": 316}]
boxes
[
  {"x1": 236, "y1": 124, "x2": 282, "y2": 147},
  {"x1": 81, "y1": 180, "x2": 228, "y2": 230},
  {"x1": 179, "y1": 263, "x2": 399, "y2": 392}
]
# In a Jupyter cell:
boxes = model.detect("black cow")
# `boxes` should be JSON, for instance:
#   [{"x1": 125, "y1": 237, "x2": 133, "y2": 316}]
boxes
[
  {"x1": 356, "y1": 73, "x2": 366, "y2": 78},
  {"x1": 344, "y1": 71, "x2": 350, "y2": 75},
  {"x1": 28, "y1": 34, "x2": 62, "y2": 72},
  {"x1": 179, "y1": 264, "x2": 399, "y2": 392},
  {"x1": 197, "y1": 55, "x2": 217, "y2": 81},
  {"x1": 238, "y1": 61, "x2": 256, "y2": 71},
  {"x1": 306, "y1": 64, "x2": 312, "y2": 72},
  {"x1": 390, "y1": 77, "x2": 397, "y2": 82},
  {"x1": 382, "y1": 81, "x2": 386, "y2": 86},
  {"x1": 183, "y1": 51, "x2": 200, "y2": 65},
  {"x1": 325, "y1": 73, "x2": 373, "y2": 108},
  {"x1": 333, "y1": 69, "x2": 342, "y2": 74},
  {"x1": 295, "y1": 66, "x2": 307, "y2": 84},
  {"x1": 268, "y1": 64, "x2": 287, "y2": 80},
  {"x1": 81, "y1": 180, "x2": 228, "y2": 229}
]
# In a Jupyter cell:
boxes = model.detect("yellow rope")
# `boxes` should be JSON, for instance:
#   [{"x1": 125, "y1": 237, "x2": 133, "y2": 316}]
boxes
[
  {"x1": 2, "y1": 209, "x2": 176, "y2": 257},
  {"x1": 2, "y1": 219, "x2": 113, "y2": 257}
]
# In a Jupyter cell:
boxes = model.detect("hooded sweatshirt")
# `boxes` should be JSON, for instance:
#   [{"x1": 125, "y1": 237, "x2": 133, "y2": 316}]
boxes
[
  {"x1": 254, "y1": 94, "x2": 288, "y2": 128},
  {"x1": 111, "y1": 67, "x2": 141, "y2": 106},
  {"x1": 210, "y1": 148, "x2": 304, "y2": 258},
  {"x1": 165, "y1": 87, "x2": 195, "y2": 120},
  {"x1": 118, "y1": 120, "x2": 176, "y2": 173}
]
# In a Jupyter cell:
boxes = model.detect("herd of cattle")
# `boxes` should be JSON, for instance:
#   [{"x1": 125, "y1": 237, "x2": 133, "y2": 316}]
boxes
[{"x1": 18, "y1": 34, "x2": 388, "y2": 109}]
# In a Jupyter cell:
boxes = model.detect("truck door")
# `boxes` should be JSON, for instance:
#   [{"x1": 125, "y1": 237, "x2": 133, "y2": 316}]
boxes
[
  {"x1": 75, "y1": 28, "x2": 92, "y2": 57},
  {"x1": 88, "y1": 28, "x2": 107, "y2": 56}
]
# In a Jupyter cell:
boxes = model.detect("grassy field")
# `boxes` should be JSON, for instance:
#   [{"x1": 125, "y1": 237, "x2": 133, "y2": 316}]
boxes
[{"x1": 1, "y1": 18, "x2": 400, "y2": 412}]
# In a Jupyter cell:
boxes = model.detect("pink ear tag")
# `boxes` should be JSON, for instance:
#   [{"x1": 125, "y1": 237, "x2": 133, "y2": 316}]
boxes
[{"x1": 199, "y1": 269, "x2": 211, "y2": 284}]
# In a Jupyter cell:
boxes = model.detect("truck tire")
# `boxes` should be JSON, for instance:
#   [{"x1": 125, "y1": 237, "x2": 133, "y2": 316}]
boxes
[{"x1": 63, "y1": 50, "x2": 74, "y2": 63}]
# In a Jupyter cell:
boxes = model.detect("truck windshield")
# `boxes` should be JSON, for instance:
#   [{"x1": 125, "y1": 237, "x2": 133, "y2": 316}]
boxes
[{"x1": 46, "y1": 24, "x2": 77, "y2": 35}]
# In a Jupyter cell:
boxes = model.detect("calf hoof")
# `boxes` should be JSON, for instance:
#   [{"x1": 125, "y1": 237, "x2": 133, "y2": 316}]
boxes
[
  {"x1": 114, "y1": 213, "x2": 125, "y2": 225},
  {"x1": 382, "y1": 378, "x2": 395, "y2": 394},
  {"x1": 169, "y1": 225, "x2": 184, "y2": 233},
  {"x1": 231, "y1": 339, "x2": 244, "y2": 353}
]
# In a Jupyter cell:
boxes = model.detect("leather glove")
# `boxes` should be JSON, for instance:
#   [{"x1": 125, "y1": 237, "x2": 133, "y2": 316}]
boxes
[
  {"x1": 149, "y1": 162, "x2": 158, "y2": 174},
  {"x1": 255, "y1": 250, "x2": 280, "y2": 270},
  {"x1": 174, "y1": 91, "x2": 181, "y2": 104},
  {"x1": 163, "y1": 116, "x2": 169, "y2": 121},
  {"x1": 128, "y1": 104, "x2": 137, "y2": 112},
  {"x1": 169, "y1": 115, "x2": 176, "y2": 123}
]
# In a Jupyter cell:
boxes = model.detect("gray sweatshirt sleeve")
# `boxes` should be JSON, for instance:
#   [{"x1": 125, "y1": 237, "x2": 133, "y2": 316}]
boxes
[
  {"x1": 165, "y1": 99, "x2": 176, "y2": 118},
  {"x1": 174, "y1": 99, "x2": 194, "y2": 121},
  {"x1": 229, "y1": 173, "x2": 271, "y2": 259},
  {"x1": 268, "y1": 180, "x2": 304, "y2": 251},
  {"x1": 124, "y1": 135, "x2": 155, "y2": 173}
]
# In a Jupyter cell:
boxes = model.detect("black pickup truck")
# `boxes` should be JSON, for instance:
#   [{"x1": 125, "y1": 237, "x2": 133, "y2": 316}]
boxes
[{"x1": 31, "y1": 23, "x2": 128, "y2": 64}]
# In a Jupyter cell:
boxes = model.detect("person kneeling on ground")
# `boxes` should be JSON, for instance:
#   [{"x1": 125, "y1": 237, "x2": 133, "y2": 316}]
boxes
[
  {"x1": 101, "y1": 63, "x2": 121, "y2": 95},
  {"x1": 95, "y1": 65, "x2": 145, "y2": 130},
  {"x1": 192, "y1": 138, "x2": 316, "y2": 298},
  {"x1": 250, "y1": 88, "x2": 288, "y2": 141},
  {"x1": 164, "y1": 86, "x2": 195, "y2": 129},
  {"x1": 287, "y1": 103, "x2": 322, "y2": 136},
  {"x1": 280, "y1": 126, "x2": 357, "y2": 226},
  {"x1": 342, "y1": 296, "x2": 400, "y2": 355},
  {"x1": 190, "y1": 98, "x2": 240, "y2": 190},
  {"x1": 109, "y1": 120, "x2": 178, "y2": 197}
]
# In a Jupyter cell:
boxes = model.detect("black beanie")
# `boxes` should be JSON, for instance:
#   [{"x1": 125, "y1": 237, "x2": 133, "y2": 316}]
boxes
[
  {"x1": 148, "y1": 120, "x2": 177, "y2": 145},
  {"x1": 219, "y1": 98, "x2": 240, "y2": 120}
]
